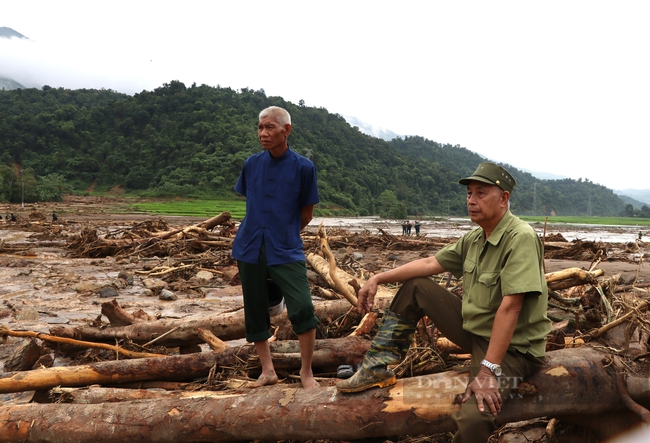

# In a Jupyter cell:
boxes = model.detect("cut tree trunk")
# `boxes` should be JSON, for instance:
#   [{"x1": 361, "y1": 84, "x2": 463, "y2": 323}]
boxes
[
  {"x1": 47, "y1": 386, "x2": 241, "y2": 404},
  {"x1": 0, "y1": 347, "x2": 646, "y2": 442},
  {"x1": 49, "y1": 299, "x2": 389, "y2": 348},
  {"x1": 0, "y1": 336, "x2": 370, "y2": 394}
]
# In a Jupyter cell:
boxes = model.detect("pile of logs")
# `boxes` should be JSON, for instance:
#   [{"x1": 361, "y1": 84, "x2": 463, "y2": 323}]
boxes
[{"x1": 1, "y1": 220, "x2": 649, "y2": 442}]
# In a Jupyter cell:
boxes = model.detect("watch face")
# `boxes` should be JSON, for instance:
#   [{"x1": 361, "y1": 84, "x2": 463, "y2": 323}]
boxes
[{"x1": 494, "y1": 366, "x2": 503, "y2": 376}]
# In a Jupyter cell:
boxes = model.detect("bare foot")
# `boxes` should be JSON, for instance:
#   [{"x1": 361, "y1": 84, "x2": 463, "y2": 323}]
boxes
[
  {"x1": 300, "y1": 370, "x2": 319, "y2": 389},
  {"x1": 248, "y1": 373, "x2": 278, "y2": 388}
]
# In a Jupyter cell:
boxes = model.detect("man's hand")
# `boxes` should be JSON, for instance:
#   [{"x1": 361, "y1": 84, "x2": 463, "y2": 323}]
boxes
[
  {"x1": 461, "y1": 367, "x2": 502, "y2": 416},
  {"x1": 357, "y1": 278, "x2": 378, "y2": 315}
]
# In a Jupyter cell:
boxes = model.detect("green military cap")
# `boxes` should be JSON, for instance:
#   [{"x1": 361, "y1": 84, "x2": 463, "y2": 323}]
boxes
[{"x1": 459, "y1": 162, "x2": 516, "y2": 192}]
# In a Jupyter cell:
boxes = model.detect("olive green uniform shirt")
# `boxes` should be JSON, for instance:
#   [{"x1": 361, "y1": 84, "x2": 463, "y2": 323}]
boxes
[{"x1": 435, "y1": 210, "x2": 551, "y2": 357}]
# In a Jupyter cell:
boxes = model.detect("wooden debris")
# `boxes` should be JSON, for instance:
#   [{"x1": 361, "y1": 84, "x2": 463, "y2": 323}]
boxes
[
  {"x1": 0, "y1": 336, "x2": 371, "y2": 394},
  {"x1": 0, "y1": 347, "x2": 646, "y2": 442},
  {"x1": 49, "y1": 299, "x2": 389, "y2": 347},
  {"x1": 0, "y1": 325, "x2": 166, "y2": 360}
]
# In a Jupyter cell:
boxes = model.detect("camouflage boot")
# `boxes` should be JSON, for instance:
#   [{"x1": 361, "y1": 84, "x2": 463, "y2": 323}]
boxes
[{"x1": 336, "y1": 309, "x2": 416, "y2": 393}]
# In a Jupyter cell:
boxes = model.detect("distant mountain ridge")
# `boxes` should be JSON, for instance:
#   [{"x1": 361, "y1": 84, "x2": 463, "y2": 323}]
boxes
[
  {"x1": 0, "y1": 77, "x2": 25, "y2": 90},
  {"x1": 615, "y1": 189, "x2": 650, "y2": 207},
  {"x1": 0, "y1": 27, "x2": 27, "y2": 39},
  {"x1": 0, "y1": 27, "x2": 29, "y2": 90}
]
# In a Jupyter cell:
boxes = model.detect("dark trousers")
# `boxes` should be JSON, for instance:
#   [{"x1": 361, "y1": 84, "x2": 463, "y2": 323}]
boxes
[
  {"x1": 389, "y1": 277, "x2": 542, "y2": 443},
  {"x1": 237, "y1": 243, "x2": 318, "y2": 343}
]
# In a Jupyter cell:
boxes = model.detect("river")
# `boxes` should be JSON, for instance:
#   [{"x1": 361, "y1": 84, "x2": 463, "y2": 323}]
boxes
[{"x1": 310, "y1": 217, "x2": 647, "y2": 244}]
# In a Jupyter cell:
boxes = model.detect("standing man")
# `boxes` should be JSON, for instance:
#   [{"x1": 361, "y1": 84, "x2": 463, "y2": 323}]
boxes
[
  {"x1": 337, "y1": 162, "x2": 551, "y2": 442},
  {"x1": 232, "y1": 106, "x2": 320, "y2": 389}
]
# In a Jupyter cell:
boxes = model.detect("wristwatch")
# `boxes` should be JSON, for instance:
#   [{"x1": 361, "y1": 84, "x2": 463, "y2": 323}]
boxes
[{"x1": 480, "y1": 359, "x2": 502, "y2": 376}]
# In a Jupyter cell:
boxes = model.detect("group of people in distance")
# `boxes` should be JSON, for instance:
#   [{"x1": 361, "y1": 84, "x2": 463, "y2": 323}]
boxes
[
  {"x1": 232, "y1": 105, "x2": 551, "y2": 442},
  {"x1": 401, "y1": 219, "x2": 421, "y2": 236},
  {"x1": 0, "y1": 212, "x2": 57, "y2": 222}
]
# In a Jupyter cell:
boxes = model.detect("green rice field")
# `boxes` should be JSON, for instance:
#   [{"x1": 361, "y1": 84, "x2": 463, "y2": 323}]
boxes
[{"x1": 129, "y1": 199, "x2": 246, "y2": 219}]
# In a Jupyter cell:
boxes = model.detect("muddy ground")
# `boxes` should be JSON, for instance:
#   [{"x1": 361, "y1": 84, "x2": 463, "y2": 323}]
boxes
[
  {"x1": 1, "y1": 195, "x2": 649, "y2": 370},
  {"x1": 1, "y1": 196, "x2": 649, "y2": 442}
]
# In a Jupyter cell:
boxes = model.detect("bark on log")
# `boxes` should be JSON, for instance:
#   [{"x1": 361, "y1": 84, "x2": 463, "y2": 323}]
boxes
[
  {"x1": 0, "y1": 347, "x2": 646, "y2": 442},
  {"x1": 0, "y1": 325, "x2": 165, "y2": 360},
  {"x1": 0, "y1": 336, "x2": 371, "y2": 394},
  {"x1": 48, "y1": 386, "x2": 240, "y2": 404},
  {"x1": 50, "y1": 299, "x2": 391, "y2": 347}
]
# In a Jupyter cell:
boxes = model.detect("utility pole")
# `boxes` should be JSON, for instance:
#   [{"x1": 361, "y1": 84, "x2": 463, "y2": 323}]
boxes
[{"x1": 20, "y1": 168, "x2": 24, "y2": 209}]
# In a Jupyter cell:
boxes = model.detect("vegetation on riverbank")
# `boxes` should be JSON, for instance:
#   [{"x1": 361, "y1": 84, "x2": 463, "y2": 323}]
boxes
[{"x1": 1, "y1": 82, "x2": 641, "y2": 218}]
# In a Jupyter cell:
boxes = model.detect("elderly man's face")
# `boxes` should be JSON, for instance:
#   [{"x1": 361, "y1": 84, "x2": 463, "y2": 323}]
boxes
[
  {"x1": 466, "y1": 182, "x2": 509, "y2": 227},
  {"x1": 258, "y1": 116, "x2": 291, "y2": 155}
]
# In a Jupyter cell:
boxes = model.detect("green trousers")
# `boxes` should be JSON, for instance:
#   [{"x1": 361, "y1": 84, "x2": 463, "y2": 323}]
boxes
[
  {"x1": 237, "y1": 243, "x2": 318, "y2": 343},
  {"x1": 390, "y1": 277, "x2": 543, "y2": 443}
]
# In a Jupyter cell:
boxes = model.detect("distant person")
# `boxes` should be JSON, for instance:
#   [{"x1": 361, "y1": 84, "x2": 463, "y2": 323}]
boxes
[
  {"x1": 406, "y1": 220, "x2": 412, "y2": 236},
  {"x1": 337, "y1": 162, "x2": 551, "y2": 443},
  {"x1": 414, "y1": 220, "x2": 421, "y2": 236},
  {"x1": 639, "y1": 231, "x2": 643, "y2": 241},
  {"x1": 232, "y1": 105, "x2": 320, "y2": 389},
  {"x1": 52, "y1": 212, "x2": 58, "y2": 222},
  {"x1": 401, "y1": 220, "x2": 408, "y2": 236},
  {"x1": 10, "y1": 213, "x2": 16, "y2": 222}
]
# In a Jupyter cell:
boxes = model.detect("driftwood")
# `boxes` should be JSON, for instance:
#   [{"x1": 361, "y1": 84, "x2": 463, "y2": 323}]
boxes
[
  {"x1": 68, "y1": 213, "x2": 235, "y2": 258},
  {"x1": 0, "y1": 347, "x2": 647, "y2": 442},
  {"x1": 100, "y1": 299, "x2": 155, "y2": 325},
  {"x1": 195, "y1": 328, "x2": 229, "y2": 352},
  {"x1": 316, "y1": 223, "x2": 358, "y2": 306},
  {"x1": 307, "y1": 253, "x2": 396, "y2": 301},
  {"x1": 545, "y1": 267, "x2": 605, "y2": 291},
  {"x1": 0, "y1": 325, "x2": 165, "y2": 360},
  {"x1": 0, "y1": 336, "x2": 371, "y2": 394},
  {"x1": 152, "y1": 212, "x2": 233, "y2": 240},
  {"x1": 49, "y1": 299, "x2": 391, "y2": 348},
  {"x1": 349, "y1": 312, "x2": 379, "y2": 336},
  {"x1": 309, "y1": 255, "x2": 606, "y2": 305}
]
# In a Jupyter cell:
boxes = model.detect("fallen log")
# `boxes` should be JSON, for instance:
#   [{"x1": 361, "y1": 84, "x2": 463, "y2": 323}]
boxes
[
  {"x1": 152, "y1": 212, "x2": 232, "y2": 240},
  {"x1": 47, "y1": 385, "x2": 244, "y2": 404},
  {"x1": 0, "y1": 336, "x2": 371, "y2": 394},
  {"x1": 0, "y1": 325, "x2": 165, "y2": 360},
  {"x1": 0, "y1": 347, "x2": 646, "y2": 442},
  {"x1": 546, "y1": 267, "x2": 605, "y2": 291},
  {"x1": 50, "y1": 299, "x2": 390, "y2": 347}
]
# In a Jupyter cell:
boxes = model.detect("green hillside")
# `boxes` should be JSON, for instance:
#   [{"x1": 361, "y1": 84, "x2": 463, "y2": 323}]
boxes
[{"x1": 0, "y1": 82, "x2": 629, "y2": 217}]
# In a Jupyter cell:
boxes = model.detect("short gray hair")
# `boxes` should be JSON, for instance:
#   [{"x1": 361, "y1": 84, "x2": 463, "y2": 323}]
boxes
[{"x1": 259, "y1": 106, "x2": 291, "y2": 126}]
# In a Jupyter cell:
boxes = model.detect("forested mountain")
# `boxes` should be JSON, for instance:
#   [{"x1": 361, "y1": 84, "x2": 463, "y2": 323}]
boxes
[{"x1": 0, "y1": 82, "x2": 628, "y2": 217}]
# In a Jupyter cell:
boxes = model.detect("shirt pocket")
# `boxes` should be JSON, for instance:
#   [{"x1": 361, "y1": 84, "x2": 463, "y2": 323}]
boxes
[{"x1": 474, "y1": 272, "x2": 500, "y2": 309}]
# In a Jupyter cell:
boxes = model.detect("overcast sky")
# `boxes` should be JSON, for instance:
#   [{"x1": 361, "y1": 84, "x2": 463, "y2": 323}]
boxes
[{"x1": 2, "y1": 1, "x2": 649, "y2": 191}]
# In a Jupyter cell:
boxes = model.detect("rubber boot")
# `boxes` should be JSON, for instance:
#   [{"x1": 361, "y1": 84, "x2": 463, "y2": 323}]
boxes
[{"x1": 336, "y1": 309, "x2": 416, "y2": 393}]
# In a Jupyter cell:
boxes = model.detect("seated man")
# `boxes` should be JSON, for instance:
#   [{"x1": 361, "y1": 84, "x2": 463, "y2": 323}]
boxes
[{"x1": 337, "y1": 162, "x2": 551, "y2": 442}]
